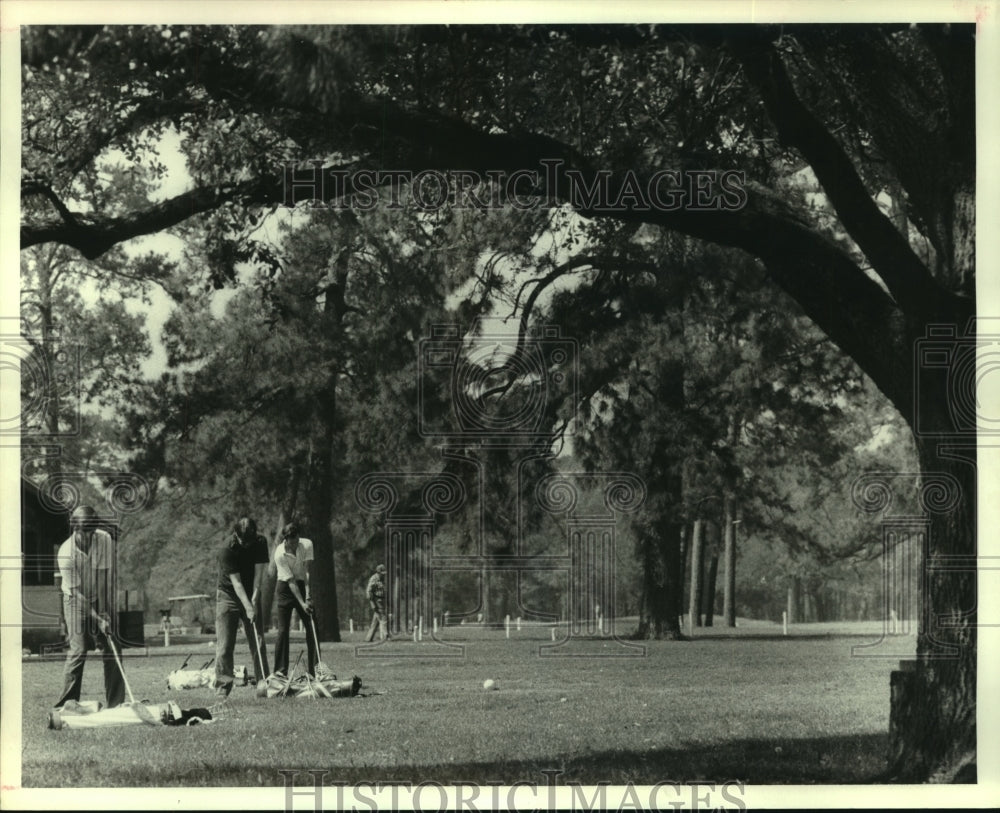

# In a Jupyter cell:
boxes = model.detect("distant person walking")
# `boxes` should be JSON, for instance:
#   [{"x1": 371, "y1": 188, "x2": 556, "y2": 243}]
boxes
[
  {"x1": 214, "y1": 517, "x2": 270, "y2": 698},
  {"x1": 365, "y1": 564, "x2": 390, "y2": 642},
  {"x1": 272, "y1": 521, "x2": 318, "y2": 677},
  {"x1": 53, "y1": 505, "x2": 125, "y2": 709}
]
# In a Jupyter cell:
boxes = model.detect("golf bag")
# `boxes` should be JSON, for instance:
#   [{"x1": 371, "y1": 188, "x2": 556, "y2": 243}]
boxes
[
  {"x1": 167, "y1": 663, "x2": 248, "y2": 690},
  {"x1": 167, "y1": 669, "x2": 213, "y2": 690},
  {"x1": 260, "y1": 672, "x2": 361, "y2": 698},
  {"x1": 48, "y1": 700, "x2": 215, "y2": 730}
]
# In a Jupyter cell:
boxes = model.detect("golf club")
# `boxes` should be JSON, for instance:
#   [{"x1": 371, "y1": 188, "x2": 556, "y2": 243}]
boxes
[
  {"x1": 179, "y1": 653, "x2": 193, "y2": 670},
  {"x1": 278, "y1": 650, "x2": 303, "y2": 698},
  {"x1": 250, "y1": 617, "x2": 268, "y2": 697},
  {"x1": 302, "y1": 670, "x2": 319, "y2": 700},
  {"x1": 311, "y1": 668, "x2": 333, "y2": 698},
  {"x1": 105, "y1": 628, "x2": 137, "y2": 706},
  {"x1": 308, "y1": 613, "x2": 329, "y2": 674}
]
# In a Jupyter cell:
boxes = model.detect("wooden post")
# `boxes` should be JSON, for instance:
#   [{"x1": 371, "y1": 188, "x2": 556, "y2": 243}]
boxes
[
  {"x1": 687, "y1": 520, "x2": 704, "y2": 637},
  {"x1": 723, "y1": 505, "x2": 739, "y2": 627},
  {"x1": 703, "y1": 552, "x2": 719, "y2": 627},
  {"x1": 787, "y1": 577, "x2": 799, "y2": 625}
]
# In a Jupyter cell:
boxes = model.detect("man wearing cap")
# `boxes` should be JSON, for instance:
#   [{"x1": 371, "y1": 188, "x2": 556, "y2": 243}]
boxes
[
  {"x1": 53, "y1": 505, "x2": 125, "y2": 709},
  {"x1": 272, "y1": 521, "x2": 318, "y2": 677},
  {"x1": 214, "y1": 517, "x2": 270, "y2": 698},
  {"x1": 365, "y1": 563, "x2": 390, "y2": 642}
]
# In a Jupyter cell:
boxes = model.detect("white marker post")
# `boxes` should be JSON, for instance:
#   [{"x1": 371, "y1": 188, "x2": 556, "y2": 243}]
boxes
[
  {"x1": 551, "y1": 626, "x2": 556, "y2": 641},
  {"x1": 516, "y1": 617, "x2": 521, "y2": 631},
  {"x1": 418, "y1": 616, "x2": 423, "y2": 641},
  {"x1": 349, "y1": 619, "x2": 354, "y2": 634},
  {"x1": 505, "y1": 615, "x2": 510, "y2": 639},
  {"x1": 412, "y1": 625, "x2": 417, "y2": 642},
  {"x1": 433, "y1": 617, "x2": 438, "y2": 634},
  {"x1": 782, "y1": 611, "x2": 788, "y2": 636}
]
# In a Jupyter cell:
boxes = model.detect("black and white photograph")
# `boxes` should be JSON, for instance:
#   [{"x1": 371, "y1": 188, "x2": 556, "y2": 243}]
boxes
[{"x1": 2, "y1": 1, "x2": 998, "y2": 809}]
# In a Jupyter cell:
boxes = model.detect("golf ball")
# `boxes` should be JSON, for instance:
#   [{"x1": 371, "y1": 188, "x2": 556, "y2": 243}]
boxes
[{"x1": 482, "y1": 679, "x2": 498, "y2": 691}]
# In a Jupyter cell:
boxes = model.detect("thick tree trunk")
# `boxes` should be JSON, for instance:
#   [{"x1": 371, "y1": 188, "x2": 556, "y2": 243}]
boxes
[
  {"x1": 637, "y1": 520, "x2": 684, "y2": 640},
  {"x1": 303, "y1": 239, "x2": 357, "y2": 644},
  {"x1": 306, "y1": 420, "x2": 342, "y2": 642},
  {"x1": 886, "y1": 436, "x2": 976, "y2": 782},
  {"x1": 636, "y1": 357, "x2": 685, "y2": 641}
]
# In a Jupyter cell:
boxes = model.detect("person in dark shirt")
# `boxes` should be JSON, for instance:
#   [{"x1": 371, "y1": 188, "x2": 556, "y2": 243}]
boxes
[{"x1": 214, "y1": 517, "x2": 270, "y2": 698}]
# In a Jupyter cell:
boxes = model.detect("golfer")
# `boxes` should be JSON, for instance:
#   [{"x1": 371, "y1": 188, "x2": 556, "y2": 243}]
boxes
[
  {"x1": 214, "y1": 517, "x2": 270, "y2": 698},
  {"x1": 365, "y1": 563, "x2": 390, "y2": 642},
  {"x1": 272, "y1": 521, "x2": 318, "y2": 677},
  {"x1": 53, "y1": 505, "x2": 125, "y2": 709}
]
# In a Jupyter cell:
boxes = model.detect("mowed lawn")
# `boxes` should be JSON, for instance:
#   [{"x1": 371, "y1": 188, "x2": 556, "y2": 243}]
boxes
[{"x1": 19, "y1": 625, "x2": 910, "y2": 786}]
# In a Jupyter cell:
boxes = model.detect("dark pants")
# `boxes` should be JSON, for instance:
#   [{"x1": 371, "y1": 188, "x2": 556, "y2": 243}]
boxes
[
  {"x1": 365, "y1": 602, "x2": 389, "y2": 642},
  {"x1": 214, "y1": 590, "x2": 269, "y2": 696},
  {"x1": 274, "y1": 580, "x2": 317, "y2": 676},
  {"x1": 55, "y1": 597, "x2": 125, "y2": 709}
]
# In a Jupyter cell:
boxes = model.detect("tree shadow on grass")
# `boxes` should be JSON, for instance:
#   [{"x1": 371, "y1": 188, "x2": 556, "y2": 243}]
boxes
[
  {"x1": 686, "y1": 633, "x2": 910, "y2": 643},
  {"x1": 376, "y1": 733, "x2": 896, "y2": 785},
  {"x1": 282, "y1": 733, "x2": 901, "y2": 787},
  {"x1": 24, "y1": 733, "x2": 972, "y2": 787}
]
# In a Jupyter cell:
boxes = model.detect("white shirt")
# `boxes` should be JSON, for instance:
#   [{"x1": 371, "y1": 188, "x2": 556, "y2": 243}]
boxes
[
  {"x1": 57, "y1": 529, "x2": 113, "y2": 599},
  {"x1": 274, "y1": 538, "x2": 314, "y2": 583}
]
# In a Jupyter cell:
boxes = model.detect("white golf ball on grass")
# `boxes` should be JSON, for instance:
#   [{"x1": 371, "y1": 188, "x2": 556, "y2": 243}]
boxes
[{"x1": 482, "y1": 679, "x2": 498, "y2": 691}]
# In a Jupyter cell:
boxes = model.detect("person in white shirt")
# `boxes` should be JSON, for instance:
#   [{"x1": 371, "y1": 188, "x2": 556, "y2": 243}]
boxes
[
  {"x1": 53, "y1": 505, "x2": 124, "y2": 709},
  {"x1": 272, "y1": 522, "x2": 318, "y2": 677}
]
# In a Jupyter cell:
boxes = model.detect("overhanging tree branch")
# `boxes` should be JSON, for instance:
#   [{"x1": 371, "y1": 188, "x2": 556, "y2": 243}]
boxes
[
  {"x1": 21, "y1": 178, "x2": 279, "y2": 258},
  {"x1": 22, "y1": 66, "x2": 966, "y2": 418},
  {"x1": 729, "y1": 34, "x2": 949, "y2": 317}
]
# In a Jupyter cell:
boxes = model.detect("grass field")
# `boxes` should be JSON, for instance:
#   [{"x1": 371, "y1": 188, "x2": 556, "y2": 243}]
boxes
[{"x1": 19, "y1": 622, "x2": 913, "y2": 787}]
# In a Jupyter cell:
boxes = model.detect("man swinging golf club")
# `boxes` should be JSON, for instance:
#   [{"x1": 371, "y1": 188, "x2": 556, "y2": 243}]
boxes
[
  {"x1": 272, "y1": 521, "x2": 318, "y2": 678},
  {"x1": 53, "y1": 505, "x2": 125, "y2": 710},
  {"x1": 214, "y1": 517, "x2": 270, "y2": 699}
]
